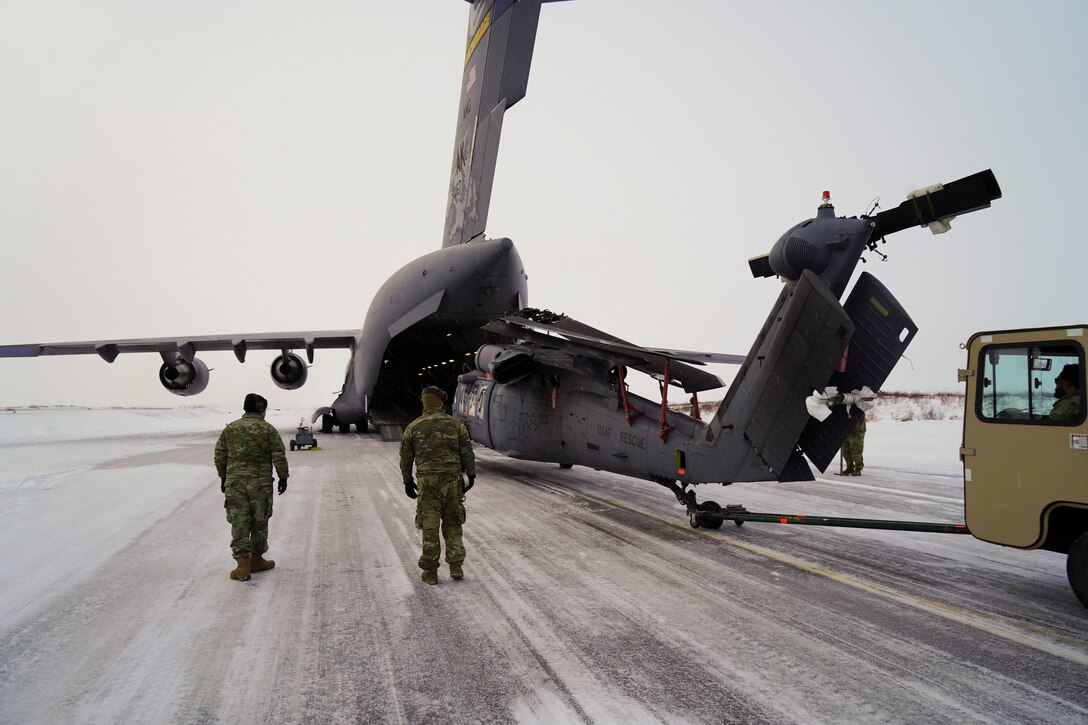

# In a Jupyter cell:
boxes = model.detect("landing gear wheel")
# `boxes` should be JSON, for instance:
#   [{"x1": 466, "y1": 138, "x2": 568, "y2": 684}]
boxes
[
  {"x1": 321, "y1": 414, "x2": 334, "y2": 434},
  {"x1": 356, "y1": 419, "x2": 369, "y2": 434},
  {"x1": 338, "y1": 423, "x2": 350, "y2": 434},
  {"x1": 689, "y1": 513, "x2": 700, "y2": 529},
  {"x1": 1068, "y1": 530, "x2": 1088, "y2": 609}
]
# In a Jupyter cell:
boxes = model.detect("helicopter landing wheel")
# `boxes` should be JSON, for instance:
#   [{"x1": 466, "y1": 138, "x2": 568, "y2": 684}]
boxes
[{"x1": 696, "y1": 500, "x2": 724, "y2": 530}]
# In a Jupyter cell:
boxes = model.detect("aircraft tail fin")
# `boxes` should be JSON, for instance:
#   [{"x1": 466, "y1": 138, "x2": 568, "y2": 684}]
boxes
[
  {"x1": 796, "y1": 273, "x2": 917, "y2": 471},
  {"x1": 444, "y1": 0, "x2": 566, "y2": 247},
  {"x1": 710, "y1": 270, "x2": 854, "y2": 482}
]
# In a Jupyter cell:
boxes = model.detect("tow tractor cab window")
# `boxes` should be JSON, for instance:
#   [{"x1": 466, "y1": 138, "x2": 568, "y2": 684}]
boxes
[{"x1": 978, "y1": 342, "x2": 1085, "y2": 424}]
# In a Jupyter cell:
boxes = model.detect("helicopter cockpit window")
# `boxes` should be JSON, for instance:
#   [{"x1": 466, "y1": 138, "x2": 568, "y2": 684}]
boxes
[{"x1": 977, "y1": 342, "x2": 1084, "y2": 424}]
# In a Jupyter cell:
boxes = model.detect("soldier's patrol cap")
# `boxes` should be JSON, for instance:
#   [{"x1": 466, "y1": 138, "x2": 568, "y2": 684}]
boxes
[
  {"x1": 244, "y1": 393, "x2": 268, "y2": 413},
  {"x1": 421, "y1": 386, "x2": 448, "y2": 401},
  {"x1": 1057, "y1": 364, "x2": 1080, "y2": 384}
]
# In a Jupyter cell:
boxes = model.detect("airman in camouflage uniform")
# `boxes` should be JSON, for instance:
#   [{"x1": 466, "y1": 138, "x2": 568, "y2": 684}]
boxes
[
  {"x1": 840, "y1": 413, "x2": 866, "y2": 476},
  {"x1": 1049, "y1": 364, "x2": 1083, "y2": 422},
  {"x1": 400, "y1": 386, "x2": 476, "y2": 585},
  {"x1": 214, "y1": 393, "x2": 289, "y2": 581}
]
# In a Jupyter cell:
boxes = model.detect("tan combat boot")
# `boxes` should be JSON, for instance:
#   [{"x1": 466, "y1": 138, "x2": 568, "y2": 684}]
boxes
[
  {"x1": 229, "y1": 557, "x2": 251, "y2": 581},
  {"x1": 449, "y1": 563, "x2": 464, "y2": 580},
  {"x1": 421, "y1": 570, "x2": 438, "y2": 585},
  {"x1": 250, "y1": 555, "x2": 275, "y2": 572}
]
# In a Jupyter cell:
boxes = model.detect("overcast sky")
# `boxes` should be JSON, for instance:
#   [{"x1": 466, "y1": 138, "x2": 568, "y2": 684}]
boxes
[{"x1": 1, "y1": 0, "x2": 1085, "y2": 409}]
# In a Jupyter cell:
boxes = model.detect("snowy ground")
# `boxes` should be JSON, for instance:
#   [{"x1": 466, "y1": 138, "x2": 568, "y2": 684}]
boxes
[{"x1": 0, "y1": 402, "x2": 1086, "y2": 724}]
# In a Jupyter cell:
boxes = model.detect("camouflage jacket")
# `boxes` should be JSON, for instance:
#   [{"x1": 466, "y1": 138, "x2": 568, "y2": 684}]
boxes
[
  {"x1": 214, "y1": 413, "x2": 289, "y2": 481},
  {"x1": 400, "y1": 408, "x2": 475, "y2": 480},
  {"x1": 1049, "y1": 392, "x2": 1082, "y2": 422}
]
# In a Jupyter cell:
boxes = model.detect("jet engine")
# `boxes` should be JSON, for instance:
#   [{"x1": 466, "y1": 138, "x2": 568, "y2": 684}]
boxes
[
  {"x1": 159, "y1": 357, "x2": 210, "y2": 396},
  {"x1": 270, "y1": 352, "x2": 308, "y2": 390}
]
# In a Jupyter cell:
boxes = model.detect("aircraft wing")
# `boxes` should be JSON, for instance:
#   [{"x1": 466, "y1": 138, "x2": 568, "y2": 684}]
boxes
[
  {"x1": 0, "y1": 330, "x2": 359, "y2": 364},
  {"x1": 484, "y1": 310, "x2": 740, "y2": 393}
]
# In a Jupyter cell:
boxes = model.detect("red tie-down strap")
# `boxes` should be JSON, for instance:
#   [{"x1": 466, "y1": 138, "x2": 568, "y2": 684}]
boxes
[
  {"x1": 617, "y1": 366, "x2": 641, "y2": 426},
  {"x1": 658, "y1": 359, "x2": 674, "y2": 444}
]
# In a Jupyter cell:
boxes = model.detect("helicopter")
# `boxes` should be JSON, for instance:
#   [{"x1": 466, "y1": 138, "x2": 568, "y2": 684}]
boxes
[{"x1": 452, "y1": 171, "x2": 1001, "y2": 509}]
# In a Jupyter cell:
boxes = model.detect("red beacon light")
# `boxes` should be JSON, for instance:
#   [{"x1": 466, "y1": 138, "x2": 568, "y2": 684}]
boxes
[{"x1": 820, "y1": 190, "x2": 832, "y2": 208}]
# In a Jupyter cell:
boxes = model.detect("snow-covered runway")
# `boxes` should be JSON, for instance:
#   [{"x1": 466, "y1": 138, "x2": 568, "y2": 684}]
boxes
[{"x1": 1, "y1": 408, "x2": 1085, "y2": 723}]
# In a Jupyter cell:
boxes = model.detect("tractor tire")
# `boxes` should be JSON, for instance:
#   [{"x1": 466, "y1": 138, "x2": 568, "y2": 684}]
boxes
[
  {"x1": 1067, "y1": 530, "x2": 1088, "y2": 609},
  {"x1": 290, "y1": 441, "x2": 296, "y2": 451}
]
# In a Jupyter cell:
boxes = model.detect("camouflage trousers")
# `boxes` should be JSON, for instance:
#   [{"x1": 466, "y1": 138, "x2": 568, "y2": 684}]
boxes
[
  {"x1": 414, "y1": 473, "x2": 466, "y2": 572},
  {"x1": 224, "y1": 478, "x2": 274, "y2": 560},
  {"x1": 842, "y1": 432, "x2": 865, "y2": 471}
]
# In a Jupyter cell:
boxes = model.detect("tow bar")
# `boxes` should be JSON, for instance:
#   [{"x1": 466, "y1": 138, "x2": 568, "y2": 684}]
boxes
[{"x1": 689, "y1": 502, "x2": 970, "y2": 535}]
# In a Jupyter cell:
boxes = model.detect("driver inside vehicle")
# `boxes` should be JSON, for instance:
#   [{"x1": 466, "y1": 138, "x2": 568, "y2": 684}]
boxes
[{"x1": 1048, "y1": 363, "x2": 1082, "y2": 422}]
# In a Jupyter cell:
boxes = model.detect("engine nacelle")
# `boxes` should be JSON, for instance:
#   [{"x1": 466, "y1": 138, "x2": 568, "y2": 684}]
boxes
[
  {"x1": 159, "y1": 357, "x2": 210, "y2": 396},
  {"x1": 271, "y1": 352, "x2": 308, "y2": 390},
  {"x1": 475, "y1": 344, "x2": 535, "y2": 386}
]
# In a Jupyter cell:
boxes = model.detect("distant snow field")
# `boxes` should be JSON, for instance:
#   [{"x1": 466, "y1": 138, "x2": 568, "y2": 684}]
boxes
[
  {"x1": 673, "y1": 391, "x2": 965, "y2": 422},
  {"x1": 0, "y1": 391, "x2": 966, "y2": 444},
  {"x1": 0, "y1": 405, "x2": 316, "y2": 445}
]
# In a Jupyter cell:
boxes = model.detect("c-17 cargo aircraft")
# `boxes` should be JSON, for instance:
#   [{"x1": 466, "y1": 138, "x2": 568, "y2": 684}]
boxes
[
  {"x1": 0, "y1": 1, "x2": 1001, "y2": 506},
  {"x1": 1, "y1": 0, "x2": 562, "y2": 438}
]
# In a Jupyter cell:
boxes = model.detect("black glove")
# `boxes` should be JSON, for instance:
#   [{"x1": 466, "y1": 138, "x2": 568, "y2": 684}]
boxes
[
  {"x1": 462, "y1": 474, "x2": 475, "y2": 494},
  {"x1": 277, "y1": 478, "x2": 288, "y2": 495},
  {"x1": 404, "y1": 478, "x2": 417, "y2": 499},
  {"x1": 220, "y1": 477, "x2": 226, "y2": 493}
]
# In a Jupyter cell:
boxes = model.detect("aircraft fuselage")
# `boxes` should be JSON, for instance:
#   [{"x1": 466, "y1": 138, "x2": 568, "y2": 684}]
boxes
[{"x1": 327, "y1": 237, "x2": 527, "y2": 434}]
